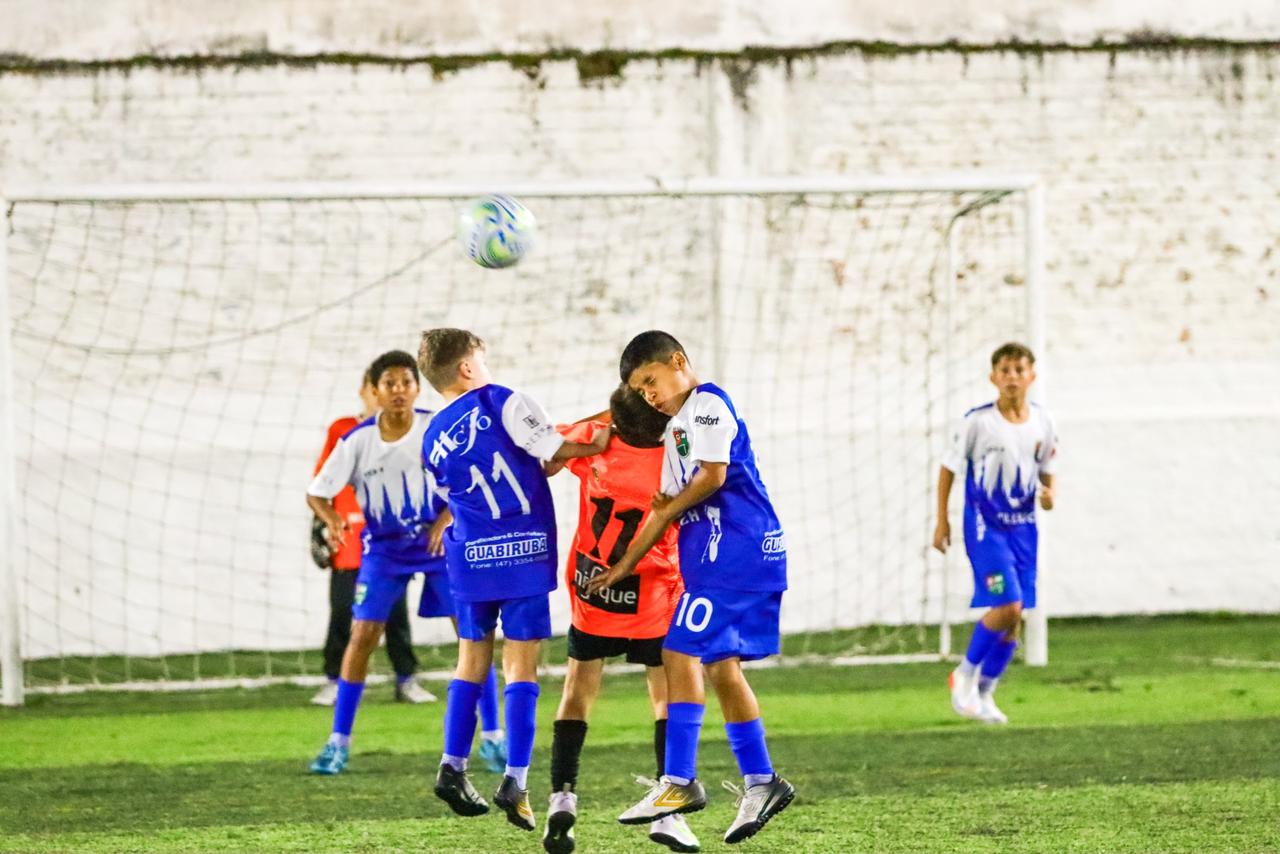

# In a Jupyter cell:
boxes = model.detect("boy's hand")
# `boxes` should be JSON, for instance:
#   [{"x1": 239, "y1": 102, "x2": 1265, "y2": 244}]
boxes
[
  {"x1": 543, "y1": 459, "x2": 567, "y2": 477},
  {"x1": 932, "y1": 519, "x2": 951, "y2": 553},
  {"x1": 650, "y1": 492, "x2": 674, "y2": 518},
  {"x1": 427, "y1": 509, "x2": 452, "y2": 557},
  {"x1": 1039, "y1": 485, "x2": 1055, "y2": 511},
  {"x1": 587, "y1": 424, "x2": 613, "y2": 455},
  {"x1": 324, "y1": 514, "x2": 350, "y2": 549},
  {"x1": 585, "y1": 560, "x2": 635, "y2": 596}
]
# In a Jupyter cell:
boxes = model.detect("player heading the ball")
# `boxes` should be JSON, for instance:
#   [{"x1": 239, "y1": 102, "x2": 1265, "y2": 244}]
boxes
[{"x1": 419, "y1": 328, "x2": 609, "y2": 833}]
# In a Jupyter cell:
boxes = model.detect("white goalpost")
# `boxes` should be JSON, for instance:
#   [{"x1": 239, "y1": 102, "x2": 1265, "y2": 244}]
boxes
[{"x1": 0, "y1": 175, "x2": 1045, "y2": 704}]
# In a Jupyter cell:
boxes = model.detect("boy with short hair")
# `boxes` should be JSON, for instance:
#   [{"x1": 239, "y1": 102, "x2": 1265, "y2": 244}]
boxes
[
  {"x1": 587, "y1": 331, "x2": 795, "y2": 845},
  {"x1": 933, "y1": 341, "x2": 1058, "y2": 725},
  {"x1": 543, "y1": 385, "x2": 698, "y2": 854},
  {"x1": 418, "y1": 328, "x2": 609, "y2": 833},
  {"x1": 305, "y1": 350, "x2": 454, "y2": 774}
]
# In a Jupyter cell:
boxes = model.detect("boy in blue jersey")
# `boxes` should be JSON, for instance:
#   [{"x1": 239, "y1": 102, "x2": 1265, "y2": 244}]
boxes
[
  {"x1": 418, "y1": 328, "x2": 610, "y2": 832},
  {"x1": 587, "y1": 331, "x2": 795, "y2": 845},
  {"x1": 933, "y1": 342, "x2": 1058, "y2": 725},
  {"x1": 306, "y1": 350, "x2": 459, "y2": 774}
]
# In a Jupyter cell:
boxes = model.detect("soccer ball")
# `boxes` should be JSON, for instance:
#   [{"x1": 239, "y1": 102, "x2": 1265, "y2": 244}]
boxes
[{"x1": 457, "y1": 194, "x2": 536, "y2": 269}]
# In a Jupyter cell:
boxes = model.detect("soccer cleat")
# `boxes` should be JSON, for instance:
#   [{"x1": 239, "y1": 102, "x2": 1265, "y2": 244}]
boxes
[
  {"x1": 494, "y1": 774, "x2": 537, "y2": 831},
  {"x1": 310, "y1": 681, "x2": 339, "y2": 706},
  {"x1": 721, "y1": 775, "x2": 795, "y2": 844},
  {"x1": 478, "y1": 735, "x2": 509, "y2": 773},
  {"x1": 308, "y1": 742, "x2": 349, "y2": 775},
  {"x1": 433, "y1": 763, "x2": 490, "y2": 817},
  {"x1": 649, "y1": 813, "x2": 701, "y2": 852},
  {"x1": 976, "y1": 693, "x2": 1009, "y2": 725},
  {"x1": 949, "y1": 667, "x2": 982, "y2": 720},
  {"x1": 394, "y1": 678, "x2": 438, "y2": 704},
  {"x1": 618, "y1": 775, "x2": 707, "y2": 825},
  {"x1": 542, "y1": 789, "x2": 577, "y2": 853}
]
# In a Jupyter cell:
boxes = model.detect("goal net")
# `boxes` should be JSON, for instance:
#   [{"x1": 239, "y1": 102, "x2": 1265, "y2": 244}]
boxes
[{"x1": 0, "y1": 177, "x2": 1042, "y2": 702}]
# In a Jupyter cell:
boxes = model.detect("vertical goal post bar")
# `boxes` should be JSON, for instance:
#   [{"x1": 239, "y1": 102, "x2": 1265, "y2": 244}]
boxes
[{"x1": 0, "y1": 174, "x2": 1047, "y2": 704}]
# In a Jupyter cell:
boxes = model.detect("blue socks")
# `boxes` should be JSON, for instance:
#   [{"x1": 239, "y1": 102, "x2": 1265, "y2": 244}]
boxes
[
  {"x1": 504, "y1": 681, "x2": 539, "y2": 786},
  {"x1": 979, "y1": 638, "x2": 1019, "y2": 693},
  {"x1": 442, "y1": 679, "x2": 483, "y2": 762},
  {"x1": 665, "y1": 702, "x2": 705, "y2": 784},
  {"x1": 479, "y1": 666, "x2": 501, "y2": 736},
  {"x1": 963, "y1": 622, "x2": 1005, "y2": 670},
  {"x1": 331, "y1": 679, "x2": 364, "y2": 741},
  {"x1": 725, "y1": 718, "x2": 774, "y2": 785}
]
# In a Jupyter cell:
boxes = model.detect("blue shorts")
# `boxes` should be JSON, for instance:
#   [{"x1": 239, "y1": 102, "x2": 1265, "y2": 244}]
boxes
[
  {"x1": 417, "y1": 570, "x2": 457, "y2": 619},
  {"x1": 456, "y1": 593, "x2": 552, "y2": 642},
  {"x1": 663, "y1": 588, "x2": 782, "y2": 664},
  {"x1": 352, "y1": 555, "x2": 421, "y2": 622},
  {"x1": 964, "y1": 513, "x2": 1038, "y2": 609}
]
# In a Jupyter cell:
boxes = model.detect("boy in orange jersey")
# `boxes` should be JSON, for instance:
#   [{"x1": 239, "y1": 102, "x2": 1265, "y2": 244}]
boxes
[{"x1": 542, "y1": 386, "x2": 698, "y2": 854}]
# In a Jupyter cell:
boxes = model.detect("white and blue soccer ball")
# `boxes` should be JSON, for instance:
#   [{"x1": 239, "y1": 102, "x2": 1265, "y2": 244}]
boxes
[{"x1": 457, "y1": 194, "x2": 536, "y2": 269}]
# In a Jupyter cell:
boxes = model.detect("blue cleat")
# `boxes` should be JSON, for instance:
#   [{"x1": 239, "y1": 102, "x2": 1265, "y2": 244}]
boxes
[
  {"x1": 478, "y1": 736, "x2": 508, "y2": 773},
  {"x1": 309, "y1": 742, "x2": 349, "y2": 775}
]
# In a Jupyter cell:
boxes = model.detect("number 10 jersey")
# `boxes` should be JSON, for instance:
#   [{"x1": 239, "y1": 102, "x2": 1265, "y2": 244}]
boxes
[{"x1": 423, "y1": 384, "x2": 563, "y2": 603}]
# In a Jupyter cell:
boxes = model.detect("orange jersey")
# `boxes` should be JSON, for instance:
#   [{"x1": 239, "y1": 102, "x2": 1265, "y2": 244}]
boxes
[
  {"x1": 316, "y1": 415, "x2": 367, "y2": 570},
  {"x1": 559, "y1": 420, "x2": 682, "y2": 639}
]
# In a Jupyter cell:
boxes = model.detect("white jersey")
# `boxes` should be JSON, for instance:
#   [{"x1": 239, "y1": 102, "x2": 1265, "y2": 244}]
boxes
[
  {"x1": 308, "y1": 408, "x2": 443, "y2": 559},
  {"x1": 942, "y1": 401, "x2": 1057, "y2": 528}
]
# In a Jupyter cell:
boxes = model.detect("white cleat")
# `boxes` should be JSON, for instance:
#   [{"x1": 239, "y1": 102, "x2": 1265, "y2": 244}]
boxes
[
  {"x1": 394, "y1": 678, "x2": 438, "y2": 704},
  {"x1": 543, "y1": 789, "x2": 577, "y2": 853},
  {"x1": 721, "y1": 776, "x2": 796, "y2": 844},
  {"x1": 618, "y1": 775, "x2": 707, "y2": 825},
  {"x1": 949, "y1": 667, "x2": 982, "y2": 720},
  {"x1": 310, "y1": 681, "x2": 338, "y2": 706},
  {"x1": 976, "y1": 694, "x2": 1009, "y2": 725},
  {"x1": 650, "y1": 812, "x2": 701, "y2": 852}
]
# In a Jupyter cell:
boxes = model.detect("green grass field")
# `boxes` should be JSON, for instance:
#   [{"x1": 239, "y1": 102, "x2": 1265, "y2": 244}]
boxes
[{"x1": 2, "y1": 614, "x2": 1278, "y2": 853}]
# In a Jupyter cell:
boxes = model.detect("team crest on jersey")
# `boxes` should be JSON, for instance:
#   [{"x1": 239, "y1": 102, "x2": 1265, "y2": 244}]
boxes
[
  {"x1": 354, "y1": 583, "x2": 368, "y2": 605},
  {"x1": 985, "y1": 574, "x2": 1005, "y2": 595},
  {"x1": 673, "y1": 428, "x2": 689, "y2": 458}
]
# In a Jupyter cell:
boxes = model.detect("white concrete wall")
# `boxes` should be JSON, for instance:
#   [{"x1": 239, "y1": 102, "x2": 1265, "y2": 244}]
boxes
[
  {"x1": 2, "y1": 0, "x2": 1278, "y2": 58},
  {"x1": 1, "y1": 36, "x2": 1278, "y2": 661}
]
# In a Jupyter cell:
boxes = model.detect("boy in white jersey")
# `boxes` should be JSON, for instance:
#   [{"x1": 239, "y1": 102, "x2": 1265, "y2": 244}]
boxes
[
  {"x1": 933, "y1": 342, "x2": 1058, "y2": 725},
  {"x1": 588, "y1": 331, "x2": 794, "y2": 845},
  {"x1": 306, "y1": 350, "x2": 452, "y2": 774}
]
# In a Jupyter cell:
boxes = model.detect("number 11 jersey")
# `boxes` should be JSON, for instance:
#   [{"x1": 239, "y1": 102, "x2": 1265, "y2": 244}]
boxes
[{"x1": 423, "y1": 384, "x2": 563, "y2": 603}]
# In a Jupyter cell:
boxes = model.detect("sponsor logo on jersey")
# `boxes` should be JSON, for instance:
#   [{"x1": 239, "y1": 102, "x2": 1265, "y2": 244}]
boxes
[
  {"x1": 572, "y1": 553, "x2": 641, "y2": 614},
  {"x1": 995, "y1": 511, "x2": 1036, "y2": 526},
  {"x1": 761, "y1": 531, "x2": 786, "y2": 554},
  {"x1": 464, "y1": 534, "x2": 548, "y2": 563},
  {"x1": 428, "y1": 406, "x2": 492, "y2": 466},
  {"x1": 523, "y1": 414, "x2": 540, "y2": 429},
  {"x1": 694, "y1": 414, "x2": 719, "y2": 426},
  {"x1": 985, "y1": 573, "x2": 1005, "y2": 595},
  {"x1": 673, "y1": 428, "x2": 689, "y2": 458}
]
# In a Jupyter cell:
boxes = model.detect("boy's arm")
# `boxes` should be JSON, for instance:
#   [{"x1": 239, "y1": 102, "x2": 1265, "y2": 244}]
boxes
[
  {"x1": 932, "y1": 467, "x2": 955, "y2": 553},
  {"x1": 1038, "y1": 472, "x2": 1056, "y2": 511},
  {"x1": 308, "y1": 434, "x2": 359, "y2": 547},
  {"x1": 585, "y1": 462, "x2": 727, "y2": 595},
  {"x1": 306, "y1": 494, "x2": 349, "y2": 548},
  {"x1": 551, "y1": 425, "x2": 612, "y2": 461}
]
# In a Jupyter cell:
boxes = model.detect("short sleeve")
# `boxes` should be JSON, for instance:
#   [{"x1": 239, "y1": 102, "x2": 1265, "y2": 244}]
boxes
[
  {"x1": 501, "y1": 390, "x2": 565, "y2": 462},
  {"x1": 940, "y1": 414, "x2": 974, "y2": 474},
  {"x1": 1038, "y1": 410, "x2": 1059, "y2": 476},
  {"x1": 308, "y1": 434, "x2": 358, "y2": 498},
  {"x1": 690, "y1": 391, "x2": 738, "y2": 464}
]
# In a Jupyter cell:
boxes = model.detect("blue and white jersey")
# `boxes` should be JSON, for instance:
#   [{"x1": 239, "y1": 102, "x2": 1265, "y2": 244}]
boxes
[
  {"x1": 307, "y1": 409, "x2": 446, "y2": 565},
  {"x1": 662, "y1": 383, "x2": 787, "y2": 593},
  {"x1": 942, "y1": 401, "x2": 1058, "y2": 531},
  {"x1": 423, "y1": 384, "x2": 563, "y2": 603}
]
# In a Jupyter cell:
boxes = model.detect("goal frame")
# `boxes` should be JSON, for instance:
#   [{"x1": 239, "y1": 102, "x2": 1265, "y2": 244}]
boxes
[{"x1": 0, "y1": 174, "x2": 1047, "y2": 705}]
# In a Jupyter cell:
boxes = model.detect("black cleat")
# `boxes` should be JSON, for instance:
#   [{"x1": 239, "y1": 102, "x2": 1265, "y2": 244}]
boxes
[
  {"x1": 494, "y1": 774, "x2": 537, "y2": 831},
  {"x1": 722, "y1": 775, "x2": 795, "y2": 844},
  {"x1": 433, "y1": 763, "x2": 490, "y2": 817}
]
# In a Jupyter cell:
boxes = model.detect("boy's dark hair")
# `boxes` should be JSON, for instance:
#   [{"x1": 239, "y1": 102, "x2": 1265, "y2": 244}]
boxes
[
  {"x1": 990, "y1": 341, "x2": 1036, "y2": 367},
  {"x1": 609, "y1": 384, "x2": 669, "y2": 448},
  {"x1": 418, "y1": 328, "x2": 485, "y2": 391},
  {"x1": 619, "y1": 330, "x2": 686, "y2": 383},
  {"x1": 368, "y1": 350, "x2": 419, "y2": 386}
]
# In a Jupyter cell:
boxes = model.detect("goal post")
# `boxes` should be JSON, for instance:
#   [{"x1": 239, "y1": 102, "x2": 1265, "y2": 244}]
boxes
[{"x1": 0, "y1": 175, "x2": 1046, "y2": 702}]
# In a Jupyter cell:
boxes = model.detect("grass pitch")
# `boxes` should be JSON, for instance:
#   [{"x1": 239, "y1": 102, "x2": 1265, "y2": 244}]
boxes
[{"x1": 2, "y1": 614, "x2": 1278, "y2": 853}]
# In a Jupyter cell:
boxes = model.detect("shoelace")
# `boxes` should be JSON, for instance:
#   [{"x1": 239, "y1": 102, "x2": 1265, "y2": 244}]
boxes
[
  {"x1": 634, "y1": 774, "x2": 660, "y2": 789},
  {"x1": 721, "y1": 780, "x2": 767, "y2": 813}
]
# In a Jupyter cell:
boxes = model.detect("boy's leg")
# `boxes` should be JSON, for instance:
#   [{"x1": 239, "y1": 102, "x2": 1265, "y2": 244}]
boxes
[
  {"x1": 434, "y1": 598, "x2": 498, "y2": 817},
  {"x1": 384, "y1": 589, "x2": 427, "y2": 700},
  {"x1": 643, "y1": 658, "x2": 702, "y2": 852},
  {"x1": 543, "y1": 654, "x2": 601, "y2": 854},
  {"x1": 308, "y1": 618, "x2": 383, "y2": 774},
  {"x1": 477, "y1": 665, "x2": 507, "y2": 771},
  {"x1": 313, "y1": 568, "x2": 355, "y2": 705},
  {"x1": 974, "y1": 602, "x2": 1021, "y2": 724},
  {"x1": 493, "y1": 593, "x2": 552, "y2": 832}
]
